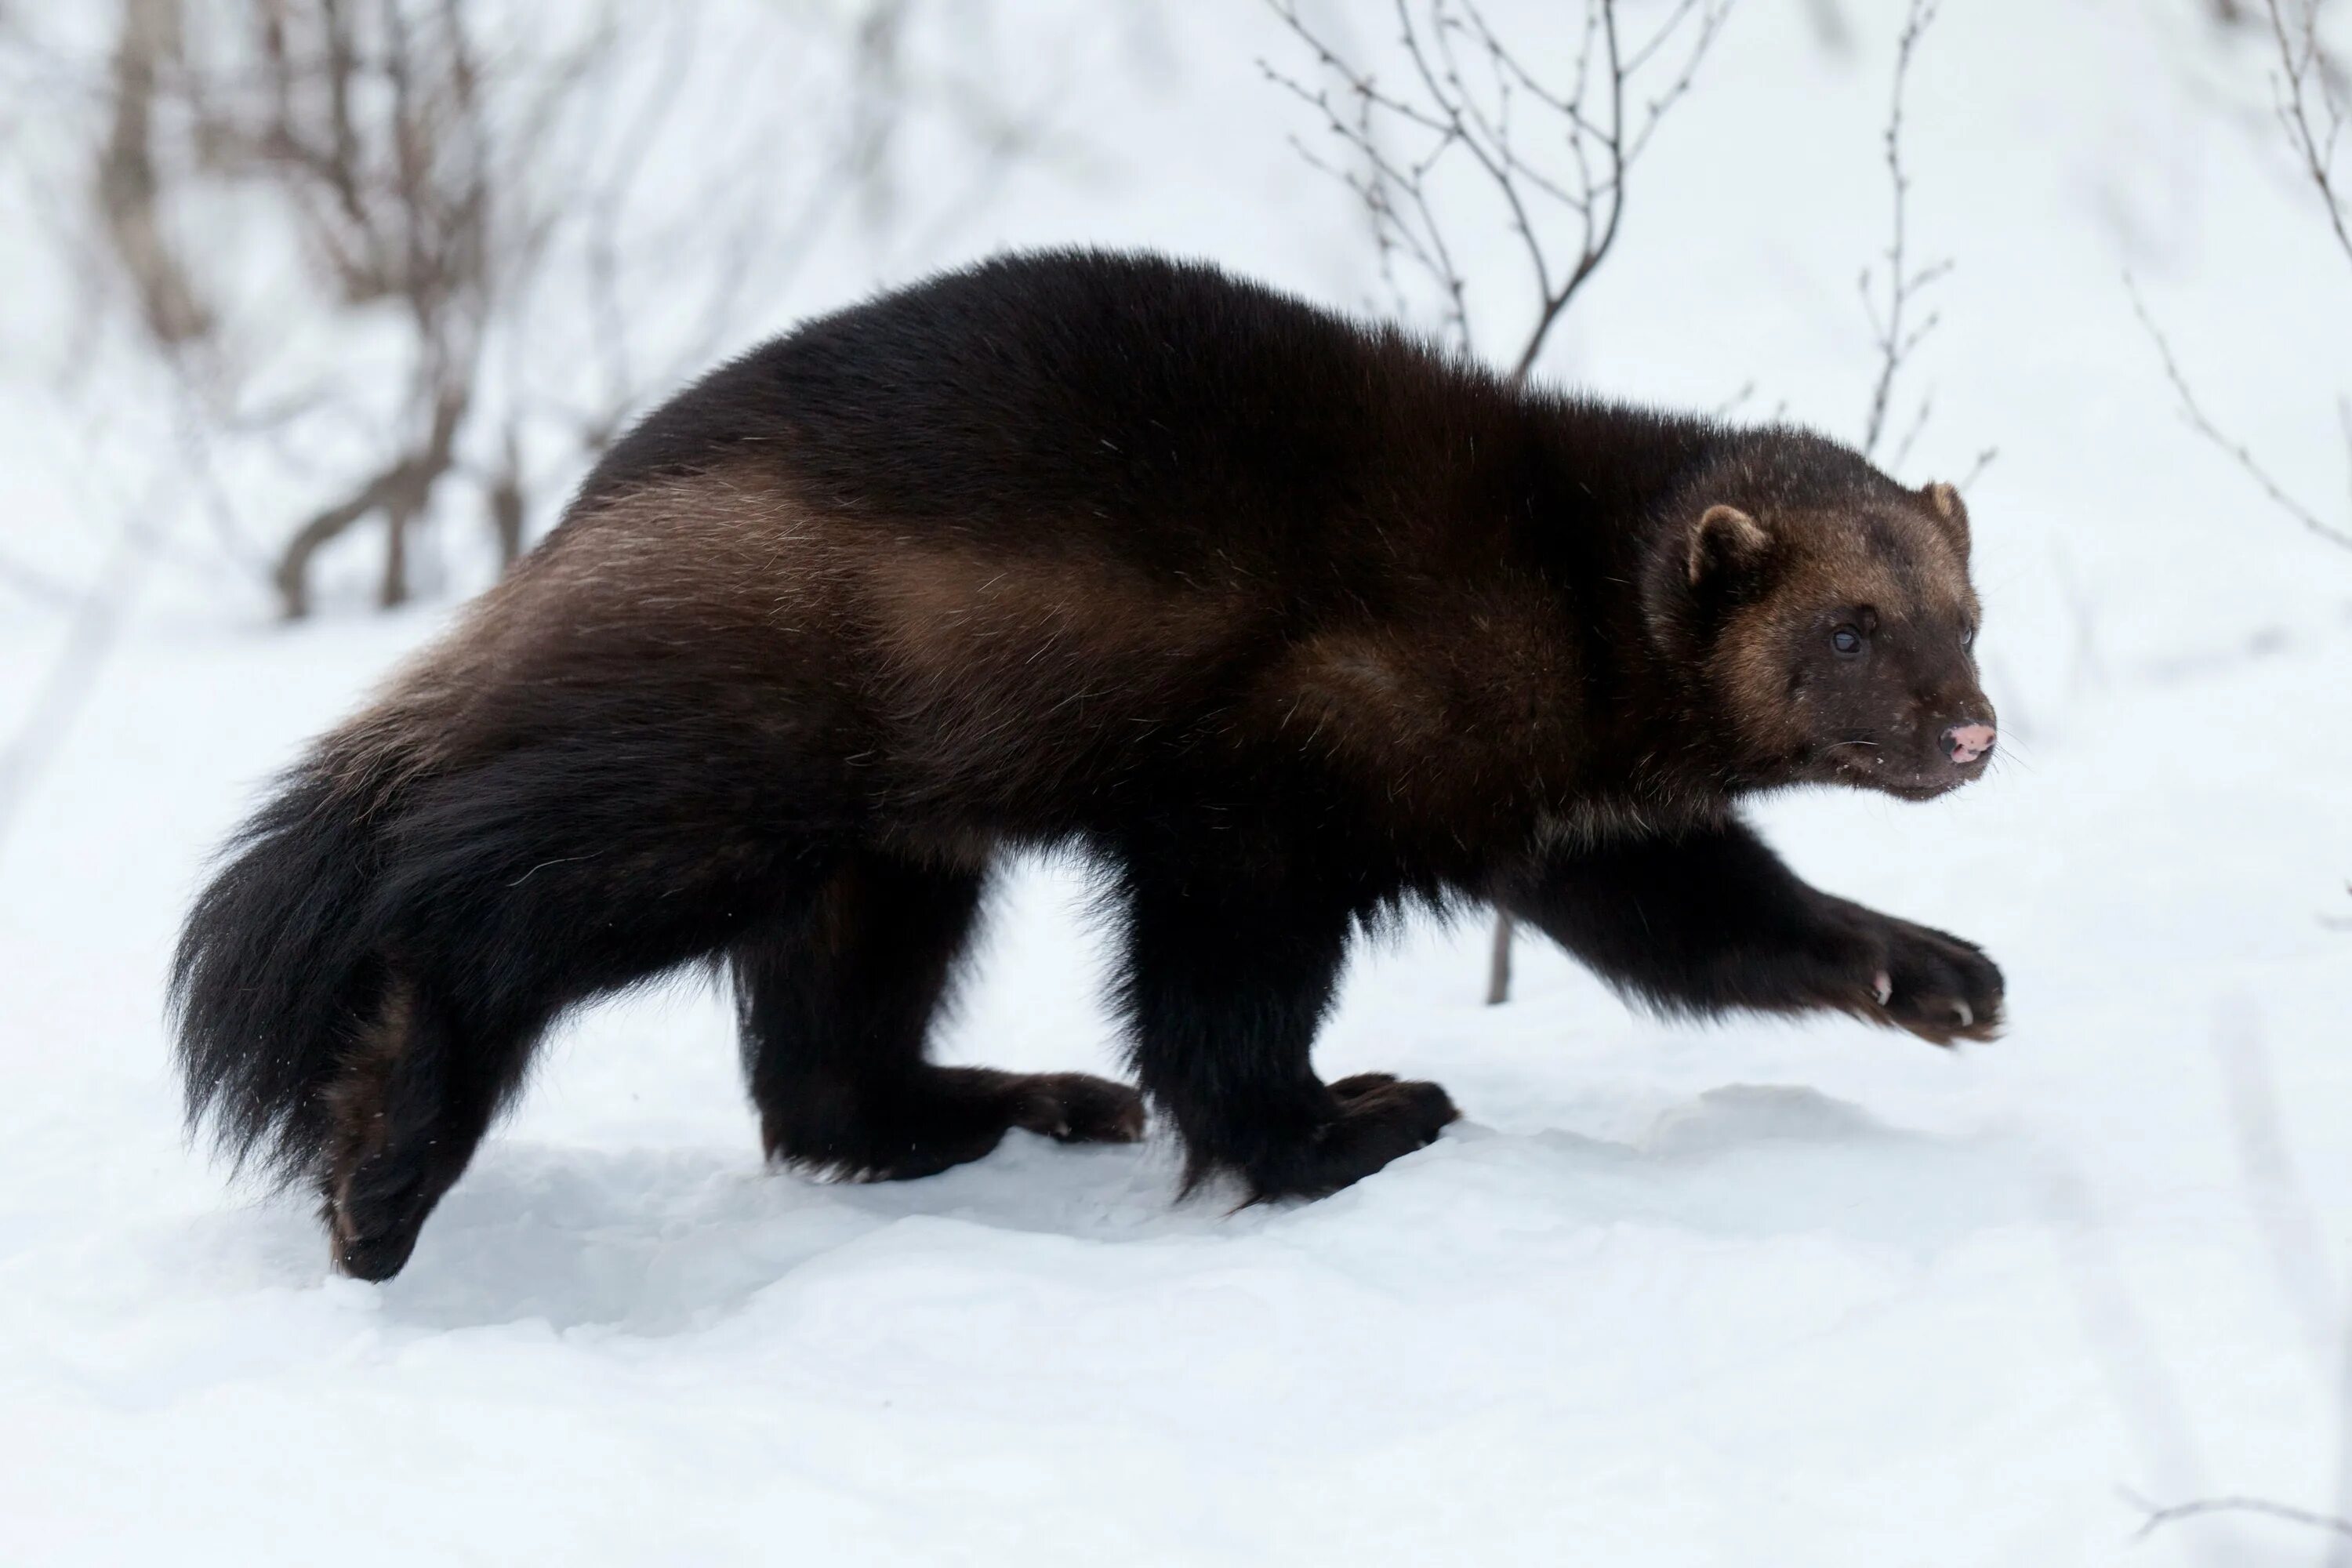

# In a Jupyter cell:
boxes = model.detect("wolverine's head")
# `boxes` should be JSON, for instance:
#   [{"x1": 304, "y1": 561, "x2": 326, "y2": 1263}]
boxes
[{"x1": 1652, "y1": 434, "x2": 1995, "y2": 800}]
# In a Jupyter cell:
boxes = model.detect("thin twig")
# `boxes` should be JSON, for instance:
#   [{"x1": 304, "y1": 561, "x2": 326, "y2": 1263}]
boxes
[
  {"x1": 2265, "y1": 0, "x2": 2352, "y2": 271},
  {"x1": 2128, "y1": 277, "x2": 2352, "y2": 553},
  {"x1": 2127, "y1": 1488, "x2": 2352, "y2": 1543},
  {"x1": 1860, "y1": 0, "x2": 1947, "y2": 459},
  {"x1": 1955, "y1": 445, "x2": 1998, "y2": 492}
]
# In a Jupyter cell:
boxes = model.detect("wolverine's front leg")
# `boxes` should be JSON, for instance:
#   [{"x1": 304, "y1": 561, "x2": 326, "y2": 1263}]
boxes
[
  {"x1": 1496, "y1": 815, "x2": 2002, "y2": 1044},
  {"x1": 1117, "y1": 855, "x2": 1458, "y2": 1200}
]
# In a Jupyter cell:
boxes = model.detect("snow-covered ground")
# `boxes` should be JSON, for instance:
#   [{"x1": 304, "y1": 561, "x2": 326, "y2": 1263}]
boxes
[{"x1": 5, "y1": 2, "x2": 2351, "y2": 1564}]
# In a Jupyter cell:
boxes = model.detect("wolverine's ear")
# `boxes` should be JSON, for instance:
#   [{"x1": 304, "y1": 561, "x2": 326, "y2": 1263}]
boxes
[
  {"x1": 1686, "y1": 504, "x2": 1771, "y2": 587},
  {"x1": 1922, "y1": 481, "x2": 1971, "y2": 559}
]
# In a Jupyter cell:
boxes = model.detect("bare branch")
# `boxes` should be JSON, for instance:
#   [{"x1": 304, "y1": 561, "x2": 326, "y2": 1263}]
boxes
[
  {"x1": 28, "y1": 2, "x2": 1068, "y2": 619},
  {"x1": 1859, "y1": 0, "x2": 1947, "y2": 459},
  {"x1": 2265, "y1": 0, "x2": 2352, "y2": 272},
  {"x1": 2127, "y1": 1489, "x2": 2352, "y2": 1543},
  {"x1": 267, "y1": 377, "x2": 466, "y2": 618},
  {"x1": 95, "y1": 0, "x2": 211, "y2": 347},
  {"x1": 2111, "y1": 5, "x2": 2352, "y2": 558},
  {"x1": 1261, "y1": 0, "x2": 1732, "y2": 380},
  {"x1": 2129, "y1": 278, "x2": 2352, "y2": 553}
]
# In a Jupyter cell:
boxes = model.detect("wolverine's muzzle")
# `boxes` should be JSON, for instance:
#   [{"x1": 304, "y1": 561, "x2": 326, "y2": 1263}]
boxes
[{"x1": 1942, "y1": 721, "x2": 1995, "y2": 767}]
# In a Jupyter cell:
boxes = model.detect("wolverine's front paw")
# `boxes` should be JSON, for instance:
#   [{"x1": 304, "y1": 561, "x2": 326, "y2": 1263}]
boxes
[
  {"x1": 1256, "y1": 1075, "x2": 1459, "y2": 1201},
  {"x1": 1832, "y1": 907, "x2": 2004, "y2": 1045}
]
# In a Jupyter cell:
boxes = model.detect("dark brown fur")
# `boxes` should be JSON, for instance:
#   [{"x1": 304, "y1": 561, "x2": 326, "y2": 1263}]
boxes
[{"x1": 172, "y1": 251, "x2": 2003, "y2": 1279}]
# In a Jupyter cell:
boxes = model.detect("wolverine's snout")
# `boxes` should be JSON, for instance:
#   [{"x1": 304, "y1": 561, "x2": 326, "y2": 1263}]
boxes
[
  {"x1": 1941, "y1": 721, "x2": 1995, "y2": 768},
  {"x1": 1869, "y1": 691, "x2": 1996, "y2": 800}
]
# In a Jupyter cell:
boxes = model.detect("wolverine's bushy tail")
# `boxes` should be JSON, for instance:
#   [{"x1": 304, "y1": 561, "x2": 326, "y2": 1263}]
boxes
[{"x1": 169, "y1": 750, "x2": 394, "y2": 1185}]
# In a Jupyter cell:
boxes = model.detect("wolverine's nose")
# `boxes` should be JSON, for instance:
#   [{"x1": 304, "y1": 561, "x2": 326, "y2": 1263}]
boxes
[{"x1": 1943, "y1": 721, "x2": 1996, "y2": 767}]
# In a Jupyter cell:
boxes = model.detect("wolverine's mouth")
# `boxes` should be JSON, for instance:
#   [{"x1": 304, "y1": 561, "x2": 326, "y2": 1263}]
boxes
[
  {"x1": 1813, "y1": 744, "x2": 1966, "y2": 801},
  {"x1": 1878, "y1": 777, "x2": 1960, "y2": 802},
  {"x1": 1832, "y1": 768, "x2": 1959, "y2": 801}
]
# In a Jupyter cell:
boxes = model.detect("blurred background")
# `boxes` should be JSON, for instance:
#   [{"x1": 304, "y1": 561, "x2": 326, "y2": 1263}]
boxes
[{"x1": 2, "y1": 3, "x2": 2350, "y2": 1564}]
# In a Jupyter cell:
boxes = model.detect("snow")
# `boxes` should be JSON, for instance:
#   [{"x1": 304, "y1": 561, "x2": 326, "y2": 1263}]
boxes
[{"x1": 5, "y1": 2, "x2": 2352, "y2": 1564}]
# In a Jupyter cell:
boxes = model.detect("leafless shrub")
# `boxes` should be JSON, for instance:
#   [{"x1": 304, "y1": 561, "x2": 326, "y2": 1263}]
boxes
[
  {"x1": 2132, "y1": 0, "x2": 2352, "y2": 557},
  {"x1": 1853, "y1": 0, "x2": 1947, "y2": 465},
  {"x1": 99, "y1": 0, "x2": 210, "y2": 349},
  {"x1": 1854, "y1": 0, "x2": 1996, "y2": 518},
  {"x1": 1261, "y1": 0, "x2": 1735, "y2": 1005},
  {"x1": 85, "y1": 0, "x2": 568, "y2": 614},
  {"x1": 2270, "y1": 0, "x2": 2352, "y2": 259},
  {"x1": 41, "y1": 0, "x2": 1058, "y2": 620},
  {"x1": 0, "y1": 0, "x2": 1069, "y2": 851},
  {"x1": 1261, "y1": 0, "x2": 1733, "y2": 375}
]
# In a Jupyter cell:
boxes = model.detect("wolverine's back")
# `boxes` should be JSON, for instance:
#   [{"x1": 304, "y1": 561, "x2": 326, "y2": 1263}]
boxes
[
  {"x1": 575, "y1": 249, "x2": 1517, "y2": 577},
  {"x1": 456, "y1": 250, "x2": 1610, "y2": 854}
]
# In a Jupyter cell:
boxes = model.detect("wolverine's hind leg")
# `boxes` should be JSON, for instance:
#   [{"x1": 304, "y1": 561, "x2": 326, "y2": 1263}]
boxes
[
  {"x1": 732, "y1": 851, "x2": 1144, "y2": 1176},
  {"x1": 732, "y1": 851, "x2": 1144, "y2": 1179}
]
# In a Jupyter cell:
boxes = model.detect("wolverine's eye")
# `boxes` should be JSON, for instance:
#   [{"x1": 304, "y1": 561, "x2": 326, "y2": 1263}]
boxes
[
  {"x1": 1831, "y1": 626, "x2": 1864, "y2": 657},
  {"x1": 1963, "y1": 625, "x2": 1980, "y2": 651}
]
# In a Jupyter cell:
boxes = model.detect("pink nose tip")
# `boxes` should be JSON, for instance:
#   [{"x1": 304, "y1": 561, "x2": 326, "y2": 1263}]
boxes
[{"x1": 1943, "y1": 722, "x2": 1996, "y2": 766}]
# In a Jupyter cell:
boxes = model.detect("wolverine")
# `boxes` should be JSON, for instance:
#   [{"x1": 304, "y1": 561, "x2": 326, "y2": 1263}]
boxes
[{"x1": 173, "y1": 250, "x2": 2004, "y2": 1280}]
